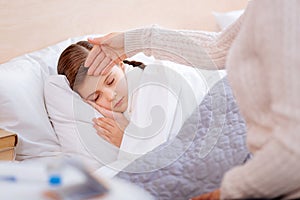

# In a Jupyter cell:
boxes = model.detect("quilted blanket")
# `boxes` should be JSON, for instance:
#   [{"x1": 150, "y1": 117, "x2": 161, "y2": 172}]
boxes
[{"x1": 116, "y1": 77, "x2": 249, "y2": 200}]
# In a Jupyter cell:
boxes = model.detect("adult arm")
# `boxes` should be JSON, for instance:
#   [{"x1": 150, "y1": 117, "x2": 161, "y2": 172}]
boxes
[
  {"x1": 221, "y1": 138, "x2": 300, "y2": 199},
  {"x1": 125, "y1": 14, "x2": 244, "y2": 70},
  {"x1": 85, "y1": 10, "x2": 245, "y2": 75}
]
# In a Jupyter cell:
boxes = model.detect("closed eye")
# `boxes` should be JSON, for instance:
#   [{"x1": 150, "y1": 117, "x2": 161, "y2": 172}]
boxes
[
  {"x1": 107, "y1": 78, "x2": 115, "y2": 86},
  {"x1": 94, "y1": 92, "x2": 102, "y2": 102}
]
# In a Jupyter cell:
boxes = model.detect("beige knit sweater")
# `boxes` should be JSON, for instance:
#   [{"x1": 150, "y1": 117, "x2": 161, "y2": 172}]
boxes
[{"x1": 124, "y1": 0, "x2": 300, "y2": 199}]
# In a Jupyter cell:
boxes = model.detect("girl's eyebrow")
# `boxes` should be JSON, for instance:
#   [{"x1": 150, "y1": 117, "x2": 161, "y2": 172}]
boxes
[{"x1": 86, "y1": 72, "x2": 113, "y2": 100}]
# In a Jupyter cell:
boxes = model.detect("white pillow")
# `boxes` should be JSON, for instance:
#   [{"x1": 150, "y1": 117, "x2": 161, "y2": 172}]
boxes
[
  {"x1": 0, "y1": 34, "x2": 104, "y2": 162},
  {"x1": 212, "y1": 9, "x2": 244, "y2": 30},
  {"x1": 44, "y1": 75, "x2": 120, "y2": 170},
  {"x1": 0, "y1": 57, "x2": 61, "y2": 160}
]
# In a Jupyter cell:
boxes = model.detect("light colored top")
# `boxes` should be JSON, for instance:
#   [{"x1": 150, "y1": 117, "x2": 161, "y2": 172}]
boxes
[
  {"x1": 120, "y1": 63, "x2": 207, "y2": 156},
  {"x1": 124, "y1": 0, "x2": 300, "y2": 199}
]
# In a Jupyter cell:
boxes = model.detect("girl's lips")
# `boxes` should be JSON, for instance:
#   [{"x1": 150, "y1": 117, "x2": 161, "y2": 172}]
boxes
[{"x1": 114, "y1": 97, "x2": 124, "y2": 108}]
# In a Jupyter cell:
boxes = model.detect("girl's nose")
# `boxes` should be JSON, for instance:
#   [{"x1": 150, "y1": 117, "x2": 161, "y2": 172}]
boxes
[{"x1": 104, "y1": 89, "x2": 116, "y2": 101}]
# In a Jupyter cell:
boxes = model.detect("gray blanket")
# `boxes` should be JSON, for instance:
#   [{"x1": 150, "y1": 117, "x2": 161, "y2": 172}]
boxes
[{"x1": 116, "y1": 77, "x2": 249, "y2": 200}]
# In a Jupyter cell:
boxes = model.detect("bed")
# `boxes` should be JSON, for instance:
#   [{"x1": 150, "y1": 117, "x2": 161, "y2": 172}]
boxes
[{"x1": 0, "y1": 1, "x2": 249, "y2": 199}]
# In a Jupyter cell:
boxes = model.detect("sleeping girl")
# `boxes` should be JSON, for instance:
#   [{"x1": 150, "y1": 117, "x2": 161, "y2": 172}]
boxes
[{"x1": 57, "y1": 41, "x2": 207, "y2": 156}]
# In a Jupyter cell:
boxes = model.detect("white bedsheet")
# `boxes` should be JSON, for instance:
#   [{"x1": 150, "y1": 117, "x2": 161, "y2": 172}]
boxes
[{"x1": 95, "y1": 62, "x2": 226, "y2": 176}]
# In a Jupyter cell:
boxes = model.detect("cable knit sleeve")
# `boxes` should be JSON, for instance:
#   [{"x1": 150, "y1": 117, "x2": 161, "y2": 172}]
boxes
[{"x1": 124, "y1": 15, "x2": 244, "y2": 70}]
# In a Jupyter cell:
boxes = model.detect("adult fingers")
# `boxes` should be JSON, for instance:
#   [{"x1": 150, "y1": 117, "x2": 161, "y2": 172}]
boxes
[
  {"x1": 88, "y1": 37, "x2": 104, "y2": 45},
  {"x1": 93, "y1": 57, "x2": 112, "y2": 76},
  {"x1": 87, "y1": 51, "x2": 105, "y2": 76},
  {"x1": 88, "y1": 33, "x2": 114, "y2": 45},
  {"x1": 91, "y1": 52, "x2": 122, "y2": 76},
  {"x1": 84, "y1": 45, "x2": 101, "y2": 70},
  {"x1": 189, "y1": 189, "x2": 220, "y2": 200},
  {"x1": 99, "y1": 50, "x2": 125, "y2": 75},
  {"x1": 100, "y1": 59, "x2": 120, "y2": 76}
]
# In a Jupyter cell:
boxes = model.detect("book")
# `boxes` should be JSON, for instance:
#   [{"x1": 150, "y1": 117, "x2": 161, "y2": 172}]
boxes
[
  {"x1": 0, "y1": 147, "x2": 16, "y2": 160},
  {"x1": 0, "y1": 129, "x2": 18, "y2": 149}
]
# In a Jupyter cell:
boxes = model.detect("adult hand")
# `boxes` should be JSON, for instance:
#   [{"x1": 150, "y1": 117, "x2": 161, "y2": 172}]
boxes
[
  {"x1": 189, "y1": 189, "x2": 221, "y2": 200},
  {"x1": 84, "y1": 32, "x2": 127, "y2": 76}
]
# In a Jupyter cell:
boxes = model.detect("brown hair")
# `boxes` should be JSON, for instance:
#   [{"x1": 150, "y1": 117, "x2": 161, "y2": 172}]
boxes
[
  {"x1": 57, "y1": 41, "x2": 145, "y2": 91},
  {"x1": 57, "y1": 41, "x2": 92, "y2": 90}
]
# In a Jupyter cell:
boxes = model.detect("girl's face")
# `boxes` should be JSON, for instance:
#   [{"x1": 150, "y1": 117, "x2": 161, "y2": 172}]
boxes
[{"x1": 77, "y1": 63, "x2": 128, "y2": 113}]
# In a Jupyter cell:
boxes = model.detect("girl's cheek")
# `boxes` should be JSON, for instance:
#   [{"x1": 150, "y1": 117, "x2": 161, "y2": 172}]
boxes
[{"x1": 95, "y1": 100, "x2": 108, "y2": 110}]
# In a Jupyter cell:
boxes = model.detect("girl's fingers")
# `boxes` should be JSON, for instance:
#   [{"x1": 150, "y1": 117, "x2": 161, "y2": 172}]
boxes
[
  {"x1": 87, "y1": 100, "x2": 113, "y2": 118},
  {"x1": 87, "y1": 100, "x2": 127, "y2": 129},
  {"x1": 97, "y1": 117, "x2": 115, "y2": 127},
  {"x1": 93, "y1": 124, "x2": 110, "y2": 136},
  {"x1": 96, "y1": 130, "x2": 111, "y2": 143},
  {"x1": 93, "y1": 118, "x2": 114, "y2": 129},
  {"x1": 93, "y1": 124, "x2": 113, "y2": 143},
  {"x1": 101, "y1": 117, "x2": 124, "y2": 131}
]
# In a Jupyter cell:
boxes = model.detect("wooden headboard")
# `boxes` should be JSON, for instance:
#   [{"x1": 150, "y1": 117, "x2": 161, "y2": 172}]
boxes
[{"x1": 0, "y1": 0, "x2": 248, "y2": 63}]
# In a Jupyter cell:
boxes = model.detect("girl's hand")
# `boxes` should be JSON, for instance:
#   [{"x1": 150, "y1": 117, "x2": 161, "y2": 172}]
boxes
[
  {"x1": 87, "y1": 100, "x2": 129, "y2": 147},
  {"x1": 84, "y1": 32, "x2": 127, "y2": 76},
  {"x1": 87, "y1": 100, "x2": 129, "y2": 131},
  {"x1": 93, "y1": 117, "x2": 124, "y2": 147}
]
